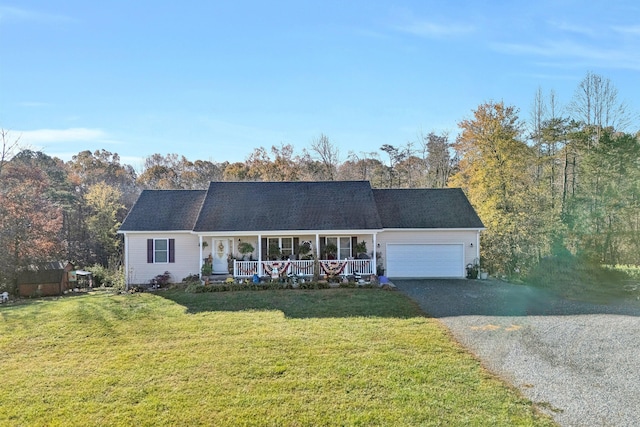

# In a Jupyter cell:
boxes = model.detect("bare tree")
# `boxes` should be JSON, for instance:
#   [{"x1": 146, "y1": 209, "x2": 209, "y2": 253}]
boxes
[
  {"x1": 0, "y1": 129, "x2": 21, "y2": 178},
  {"x1": 341, "y1": 151, "x2": 385, "y2": 186},
  {"x1": 569, "y1": 71, "x2": 633, "y2": 135},
  {"x1": 309, "y1": 134, "x2": 340, "y2": 181},
  {"x1": 380, "y1": 144, "x2": 409, "y2": 188},
  {"x1": 421, "y1": 132, "x2": 452, "y2": 188}
]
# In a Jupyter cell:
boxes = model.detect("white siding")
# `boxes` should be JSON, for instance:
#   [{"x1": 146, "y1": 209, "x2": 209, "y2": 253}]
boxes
[
  {"x1": 125, "y1": 232, "x2": 200, "y2": 285},
  {"x1": 377, "y1": 230, "x2": 479, "y2": 277}
]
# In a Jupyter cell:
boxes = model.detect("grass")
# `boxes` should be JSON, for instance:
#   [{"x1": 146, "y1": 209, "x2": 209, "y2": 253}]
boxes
[
  {"x1": 611, "y1": 264, "x2": 640, "y2": 281},
  {"x1": 524, "y1": 254, "x2": 638, "y2": 303},
  {"x1": 0, "y1": 288, "x2": 555, "y2": 426}
]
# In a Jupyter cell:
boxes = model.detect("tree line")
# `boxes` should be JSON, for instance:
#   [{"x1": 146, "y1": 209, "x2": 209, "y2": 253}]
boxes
[{"x1": 0, "y1": 71, "x2": 638, "y2": 290}]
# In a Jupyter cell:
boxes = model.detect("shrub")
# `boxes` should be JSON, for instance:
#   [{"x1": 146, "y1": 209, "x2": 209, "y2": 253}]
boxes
[
  {"x1": 339, "y1": 281, "x2": 357, "y2": 288},
  {"x1": 87, "y1": 264, "x2": 108, "y2": 286},
  {"x1": 151, "y1": 271, "x2": 172, "y2": 288},
  {"x1": 182, "y1": 274, "x2": 200, "y2": 284},
  {"x1": 298, "y1": 281, "x2": 331, "y2": 290},
  {"x1": 86, "y1": 264, "x2": 125, "y2": 291}
]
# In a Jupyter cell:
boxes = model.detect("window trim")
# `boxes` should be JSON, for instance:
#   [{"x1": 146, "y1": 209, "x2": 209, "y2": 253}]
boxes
[
  {"x1": 147, "y1": 238, "x2": 175, "y2": 264},
  {"x1": 154, "y1": 238, "x2": 169, "y2": 264},
  {"x1": 325, "y1": 236, "x2": 352, "y2": 259}
]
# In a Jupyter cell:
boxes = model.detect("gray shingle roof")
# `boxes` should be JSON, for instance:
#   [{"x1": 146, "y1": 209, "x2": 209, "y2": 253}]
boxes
[
  {"x1": 193, "y1": 181, "x2": 382, "y2": 231},
  {"x1": 372, "y1": 188, "x2": 484, "y2": 229},
  {"x1": 119, "y1": 183, "x2": 484, "y2": 233},
  {"x1": 119, "y1": 190, "x2": 206, "y2": 231}
]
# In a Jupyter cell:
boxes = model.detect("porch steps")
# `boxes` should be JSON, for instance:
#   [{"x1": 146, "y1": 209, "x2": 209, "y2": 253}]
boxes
[{"x1": 207, "y1": 274, "x2": 233, "y2": 282}]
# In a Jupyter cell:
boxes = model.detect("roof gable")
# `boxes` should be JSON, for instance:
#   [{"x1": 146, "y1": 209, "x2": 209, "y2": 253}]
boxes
[
  {"x1": 193, "y1": 181, "x2": 382, "y2": 232},
  {"x1": 119, "y1": 190, "x2": 206, "y2": 231},
  {"x1": 373, "y1": 188, "x2": 484, "y2": 229}
]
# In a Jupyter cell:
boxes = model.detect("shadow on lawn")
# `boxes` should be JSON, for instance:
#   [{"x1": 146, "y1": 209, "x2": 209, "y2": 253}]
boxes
[
  {"x1": 156, "y1": 288, "x2": 423, "y2": 319},
  {"x1": 393, "y1": 279, "x2": 640, "y2": 318}
]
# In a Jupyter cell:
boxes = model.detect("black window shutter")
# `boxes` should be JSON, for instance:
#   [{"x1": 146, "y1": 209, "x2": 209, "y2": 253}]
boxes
[
  {"x1": 293, "y1": 238, "x2": 299, "y2": 258},
  {"x1": 351, "y1": 236, "x2": 358, "y2": 257},
  {"x1": 319, "y1": 238, "x2": 326, "y2": 259},
  {"x1": 147, "y1": 239, "x2": 154, "y2": 263},
  {"x1": 169, "y1": 239, "x2": 175, "y2": 263}
]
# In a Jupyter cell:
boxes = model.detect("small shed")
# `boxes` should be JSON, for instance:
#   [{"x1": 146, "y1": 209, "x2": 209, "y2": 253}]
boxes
[{"x1": 18, "y1": 262, "x2": 75, "y2": 297}]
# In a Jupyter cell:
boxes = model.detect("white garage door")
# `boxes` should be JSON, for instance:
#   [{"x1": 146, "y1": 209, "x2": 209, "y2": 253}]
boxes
[{"x1": 386, "y1": 244, "x2": 464, "y2": 278}]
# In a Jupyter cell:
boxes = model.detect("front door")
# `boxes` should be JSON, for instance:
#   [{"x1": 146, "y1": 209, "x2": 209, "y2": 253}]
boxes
[{"x1": 212, "y1": 239, "x2": 229, "y2": 274}]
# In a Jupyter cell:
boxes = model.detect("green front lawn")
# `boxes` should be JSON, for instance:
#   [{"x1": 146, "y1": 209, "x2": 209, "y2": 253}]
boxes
[{"x1": 0, "y1": 289, "x2": 555, "y2": 426}]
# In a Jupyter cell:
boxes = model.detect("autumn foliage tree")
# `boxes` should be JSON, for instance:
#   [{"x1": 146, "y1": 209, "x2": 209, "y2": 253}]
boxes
[
  {"x1": 0, "y1": 163, "x2": 63, "y2": 291},
  {"x1": 85, "y1": 182, "x2": 125, "y2": 265},
  {"x1": 450, "y1": 101, "x2": 542, "y2": 274}
]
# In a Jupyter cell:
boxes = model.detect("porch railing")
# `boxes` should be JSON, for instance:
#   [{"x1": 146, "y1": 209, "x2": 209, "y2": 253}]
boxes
[{"x1": 233, "y1": 259, "x2": 374, "y2": 278}]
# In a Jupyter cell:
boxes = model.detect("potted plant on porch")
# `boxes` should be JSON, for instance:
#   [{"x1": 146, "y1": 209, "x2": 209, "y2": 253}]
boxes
[
  {"x1": 238, "y1": 242, "x2": 255, "y2": 260},
  {"x1": 324, "y1": 243, "x2": 338, "y2": 260},
  {"x1": 298, "y1": 241, "x2": 313, "y2": 260},
  {"x1": 355, "y1": 241, "x2": 368, "y2": 258},
  {"x1": 201, "y1": 260, "x2": 212, "y2": 284},
  {"x1": 268, "y1": 241, "x2": 282, "y2": 260}
]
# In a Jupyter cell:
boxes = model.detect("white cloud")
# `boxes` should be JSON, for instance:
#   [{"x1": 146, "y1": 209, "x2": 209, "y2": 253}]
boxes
[
  {"x1": 0, "y1": 5, "x2": 72, "y2": 23},
  {"x1": 548, "y1": 21, "x2": 598, "y2": 38},
  {"x1": 12, "y1": 128, "x2": 130, "y2": 163},
  {"x1": 612, "y1": 25, "x2": 640, "y2": 36},
  {"x1": 492, "y1": 39, "x2": 640, "y2": 71},
  {"x1": 18, "y1": 128, "x2": 109, "y2": 144},
  {"x1": 394, "y1": 20, "x2": 474, "y2": 38},
  {"x1": 19, "y1": 101, "x2": 51, "y2": 108}
]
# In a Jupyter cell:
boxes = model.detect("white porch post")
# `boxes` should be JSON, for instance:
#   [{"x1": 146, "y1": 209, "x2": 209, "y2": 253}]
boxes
[
  {"x1": 199, "y1": 235, "x2": 203, "y2": 278},
  {"x1": 258, "y1": 234, "x2": 262, "y2": 276},
  {"x1": 372, "y1": 232, "x2": 377, "y2": 275},
  {"x1": 315, "y1": 233, "x2": 320, "y2": 259}
]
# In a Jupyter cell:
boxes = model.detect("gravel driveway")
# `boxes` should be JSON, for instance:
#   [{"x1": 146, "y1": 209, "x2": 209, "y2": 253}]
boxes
[{"x1": 394, "y1": 279, "x2": 640, "y2": 427}]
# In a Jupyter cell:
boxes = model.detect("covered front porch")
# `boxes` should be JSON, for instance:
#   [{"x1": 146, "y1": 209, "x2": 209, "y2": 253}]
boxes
[
  {"x1": 198, "y1": 232, "x2": 378, "y2": 279},
  {"x1": 233, "y1": 258, "x2": 374, "y2": 279}
]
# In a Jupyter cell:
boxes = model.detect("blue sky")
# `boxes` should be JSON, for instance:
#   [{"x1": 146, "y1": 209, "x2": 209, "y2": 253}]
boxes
[{"x1": 2, "y1": 1, "x2": 639, "y2": 169}]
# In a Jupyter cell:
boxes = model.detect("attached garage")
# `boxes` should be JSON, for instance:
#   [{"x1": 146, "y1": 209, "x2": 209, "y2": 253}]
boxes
[{"x1": 386, "y1": 243, "x2": 465, "y2": 278}]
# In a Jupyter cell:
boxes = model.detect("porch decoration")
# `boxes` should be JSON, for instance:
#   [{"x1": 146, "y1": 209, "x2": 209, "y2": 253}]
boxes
[
  {"x1": 262, "y1": 261, "x2": 291, "y2": 276},
  {"x1": 320, "y1": 260, "x2": 348, "y2": 276}
]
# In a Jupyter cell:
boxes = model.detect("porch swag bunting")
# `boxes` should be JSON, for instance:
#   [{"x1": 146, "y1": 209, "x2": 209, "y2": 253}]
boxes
[{"x1": 320, "y1": 260, "x2": 348, "y2": 276}]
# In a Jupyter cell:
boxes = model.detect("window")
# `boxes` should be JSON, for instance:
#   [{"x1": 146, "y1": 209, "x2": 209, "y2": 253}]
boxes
[
  {"x1": 266, "y1": 237, "x2": 293, "y2": 259},
  {"x1": 324, "y1": 237, "x2": 352, "y2": 259},
  {"x1": 339, "y1": 237, "x2": 351, "y2": 260},
  {"x1": 147, "y1": 238, "x2": 175, "y2": 264},
  {"x1": 154, "y1": 239, "x2": 168, "y2": 263},
  {"x1": 281, "y1": 238, "x2": 293, "y2": 258}
]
